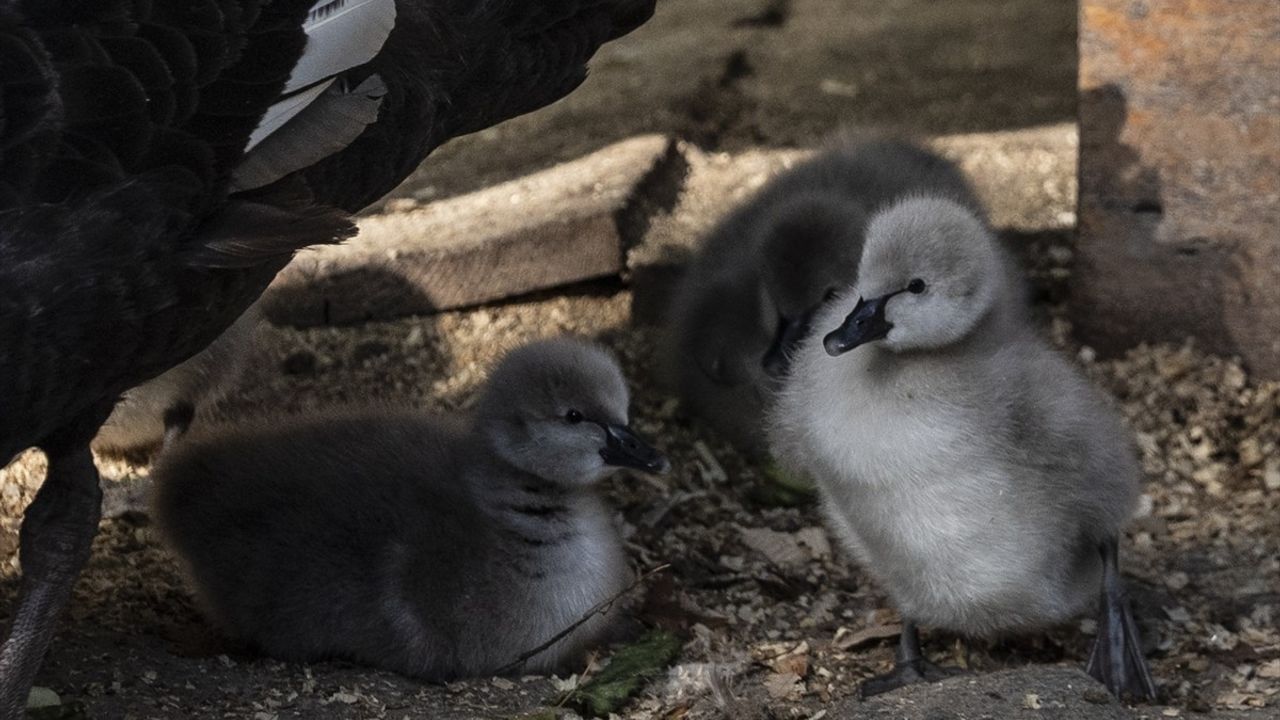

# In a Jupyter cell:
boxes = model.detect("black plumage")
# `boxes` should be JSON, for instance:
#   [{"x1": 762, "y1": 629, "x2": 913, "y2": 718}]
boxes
[{"x1": 0, "y1": 0, "x2": 654, "y2": 713}]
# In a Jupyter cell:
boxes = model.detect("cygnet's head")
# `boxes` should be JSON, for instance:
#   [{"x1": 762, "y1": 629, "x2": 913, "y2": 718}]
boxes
[
  {"x1": 476, "y1": 337, "x2": 669, "y2": 485},
  {"x1": 822, "y1": 197, "x2": 1007, "y2": 355},
  {"x1": 756, "y1": 194, "x2": 866, "y2": 377}
]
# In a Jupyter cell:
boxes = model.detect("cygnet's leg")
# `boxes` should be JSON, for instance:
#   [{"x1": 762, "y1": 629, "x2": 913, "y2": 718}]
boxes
[
  {"x1": 859, "y1": 620, "x2": 957, "y2": 698},
  {"x1": 160, "y1": 400, "x2": 196, "y2": 451},
  {"x1": 1085, "y1": 538, "x2": 1157, "y2": 700},
  {"x1": 0, "y1": 405, "x2": 110, "y2": 718}
]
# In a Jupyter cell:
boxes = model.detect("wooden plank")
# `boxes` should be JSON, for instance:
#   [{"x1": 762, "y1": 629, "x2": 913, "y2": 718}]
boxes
[{"x1": 262, "y1": 135, "x2": 675, "y2": 326}]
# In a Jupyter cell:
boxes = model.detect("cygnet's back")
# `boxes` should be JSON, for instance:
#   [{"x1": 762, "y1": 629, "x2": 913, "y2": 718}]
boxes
[
  {"x1": 667, "y1": 138, "x2": 977, "y2": 452},
  {"x1": 153, "y1": 338, "x2": 668, "y2": 680}
]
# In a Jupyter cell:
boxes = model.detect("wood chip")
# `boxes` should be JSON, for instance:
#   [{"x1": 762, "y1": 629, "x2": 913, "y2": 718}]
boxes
[
  {"x1": 754, "y1": 641, "x2": 810, "y2": 678},
  {"x1": 1263, "y1": 460, "x2": 1280, "y2": 491},
  {"x1": 693, "y1": 441, "x2": 727, "y2": 483},
  {"x1": 794, "y1": 527, "x2": 832, "y2": 560},
  {"x1": 739, "y1": 527, "x2": 809, "y2": 568},
  {"x1": 833, "y1": 623, "x2": 902, "y2": 651}
]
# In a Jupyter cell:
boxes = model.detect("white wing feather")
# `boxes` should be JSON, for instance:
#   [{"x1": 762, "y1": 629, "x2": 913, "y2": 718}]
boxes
[
  {"x1": 244, "y1": 78, "x2": 336, "y2": 151},
  {"x1": 233, "y1": 76, "x2": 388, "y2": 191},
  {"x1": 285, "y1": 0, "x2": 399, "y2": 93},
  {"x1": 244, "y1": 0, "x2": 397, "y2": 152}
]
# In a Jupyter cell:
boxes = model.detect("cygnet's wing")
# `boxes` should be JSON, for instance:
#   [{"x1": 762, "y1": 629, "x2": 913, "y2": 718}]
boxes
[{"x1": 973, "y1": 339, "x2": 1142, "y2": 543}]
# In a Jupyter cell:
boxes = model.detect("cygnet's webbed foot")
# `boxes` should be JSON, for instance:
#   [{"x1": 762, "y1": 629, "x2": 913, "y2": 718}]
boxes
[
  {"x1": 858, "y1": 620, "x2": 961, "y2": 698},
  {"x1": 859, "y1": 657, "x2": 956, "y2": 697},
  {"x1": 1085, "y1": 538, "x2": 1158, "y2": 701}
]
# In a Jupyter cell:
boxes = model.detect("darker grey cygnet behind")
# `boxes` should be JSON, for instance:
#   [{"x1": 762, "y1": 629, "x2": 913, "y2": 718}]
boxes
[
  {"x1": 666, "y1": 137, "x2": 979, "y2": 452},
  {"x1": 152, "y1": 338, "x2": 667, "y2": 680}
]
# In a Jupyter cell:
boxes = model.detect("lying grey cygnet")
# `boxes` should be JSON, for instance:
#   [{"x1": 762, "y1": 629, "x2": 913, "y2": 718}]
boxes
[
  {"x1": 93, "y1": 301, "x2": 262, "y2": 457},
  {"x1": 667, "y1": 139, "x2": 976, "y2": 452},
  {"x1": 152, "y1": 337, "x2": 669, "y2": 680},
  {"x1": 768, "y1": 197, "x2": 1157, "y2": 700}
]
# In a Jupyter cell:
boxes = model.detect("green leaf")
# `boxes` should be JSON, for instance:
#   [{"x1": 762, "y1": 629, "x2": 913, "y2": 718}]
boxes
[
  {"x1": 25, "y1": 688, "x2": 59, "y2": 710},
  {"x1": 750, "y1": 459, "x2": 816, "y2": 507},
  {"x1": 566, "y1": 630, "x2": 683, "y2": 717}
]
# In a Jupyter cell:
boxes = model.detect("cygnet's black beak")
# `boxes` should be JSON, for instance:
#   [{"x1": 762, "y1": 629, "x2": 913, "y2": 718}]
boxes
[
  {"x1": 761, "y1": 312, "x2": 810, "y2": 379},
  {"x1": 600, "y1": 423, "x2": 670, "y2": 474},
  {"x1": 823, "y1": 294, "x2": 893, "y2": 355},
  {"x1": 824, "y1": 280, "x2": 923, "y2": 356}
]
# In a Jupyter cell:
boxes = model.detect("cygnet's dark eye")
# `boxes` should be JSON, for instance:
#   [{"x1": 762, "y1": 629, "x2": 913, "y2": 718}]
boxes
[
  {"x1": 907, "y1": 278, "x2": 926, "y2": 294},
  {"x1": 822, "y1": 287, "x2": 839, "y2": 302},
  {"x1": 565, "y1": 409, "x2": 584, "y2": 424}
]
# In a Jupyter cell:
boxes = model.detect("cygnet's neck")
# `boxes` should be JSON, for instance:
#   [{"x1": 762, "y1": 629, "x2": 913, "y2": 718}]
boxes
[{"x1": 464, "y1": 431, "x2": 605, "y2": 544}]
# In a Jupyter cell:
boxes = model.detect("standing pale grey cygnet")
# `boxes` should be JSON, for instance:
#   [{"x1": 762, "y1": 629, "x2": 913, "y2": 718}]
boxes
[
  {"x1": 769, "y1": 197, "x2": 1157, "y2": 700},
  {"x1": 92, "y1": 301, "x2": 263, "y2": 457},
  {"x1": 152, "y1": 338, "x2": 669, "y2": 680},
  {"x1": 667, "y1": 139, "x2": 977, "y2": 452}
]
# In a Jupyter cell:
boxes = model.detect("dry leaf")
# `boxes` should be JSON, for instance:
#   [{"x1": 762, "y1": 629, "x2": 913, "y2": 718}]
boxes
[
  {"x1": 774, "y1": 652, "x2": 809, "y2": 678},
  {"x1": 763, "y1": 672, "x2": 802, "y2": 700}
]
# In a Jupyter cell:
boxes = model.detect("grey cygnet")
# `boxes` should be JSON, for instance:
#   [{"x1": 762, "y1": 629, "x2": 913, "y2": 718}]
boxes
[
  {"x1": 768, "y1": 197, "x2": 1157, "y2": 700},
  {"x1": 667, "y1": 139, "x2": 977, "y2": 452},
  {"x1": 152, "y1": 337, "x2": 669, "y2": 680},
  {"x1": 93, "y1": 301, "x2": 262, "y2": 457}
]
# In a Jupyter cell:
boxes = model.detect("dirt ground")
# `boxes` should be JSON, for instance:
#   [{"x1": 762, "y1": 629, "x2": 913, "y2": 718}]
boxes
[{"x1": 3, "y1": 0, "x2": 1278, "y2": 719}]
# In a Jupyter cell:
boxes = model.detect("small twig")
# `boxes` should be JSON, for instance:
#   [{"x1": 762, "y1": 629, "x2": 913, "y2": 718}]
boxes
[
  {"x1": 640, "y1": 490, "x2": 708, "y2": 528},
  {"x1": 692, "y1": 441, "x2": 727, "y2": 483},
  {"x1": 495, "y1": 564, "x2": 672, "y2": 676}
]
